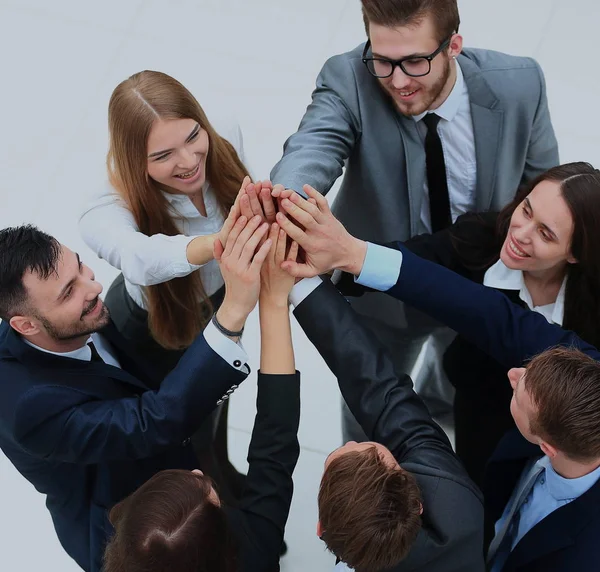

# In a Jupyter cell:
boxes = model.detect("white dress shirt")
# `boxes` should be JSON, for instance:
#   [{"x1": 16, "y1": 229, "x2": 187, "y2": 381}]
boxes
[
  {"x1": 23, "y1": 321, "x2": 249, "y2": 376},
  {"x1": 79, "y1": 120, "x2": 246, "y2": 310},
  {"x1": 414, "y1": 61, "x2": 477, "y2": 233}
]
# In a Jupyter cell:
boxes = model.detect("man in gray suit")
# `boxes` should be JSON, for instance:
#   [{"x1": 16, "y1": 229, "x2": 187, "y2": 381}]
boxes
[{"x1": 270, "y1": 0, "x2": 559, "y2": 433}]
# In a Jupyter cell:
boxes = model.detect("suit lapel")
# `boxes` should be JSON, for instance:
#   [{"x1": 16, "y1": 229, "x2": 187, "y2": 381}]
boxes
[
  {"x1": 459, "y1": 55, "x2": 504, "y2": 212},
  {"x1": 395, "y1": 112, "x2": 426, "y2": 235},
  {"x1": 506, "y1": 478, "x2": 600, "y2": 569},
  {"x1": 4, "y1": 321, "x2": 151, "y2": 393}
]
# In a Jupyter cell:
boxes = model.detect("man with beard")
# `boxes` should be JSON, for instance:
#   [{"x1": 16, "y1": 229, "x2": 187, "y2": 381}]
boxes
[
  {"x1": 270, "y1": 0, "x2": 559, "y2": 437},
  {"x1": 0, "y1": 221, "x2": 270, "y2": 572}
]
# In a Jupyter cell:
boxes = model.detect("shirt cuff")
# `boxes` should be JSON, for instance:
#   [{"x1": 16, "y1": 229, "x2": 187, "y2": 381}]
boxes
[
  {"x1": 203, "y1": 321, "x2": 250, "y2": 374},
  {"x1": 289, "y1": 276, "x2": 323, "y2": 308},
  {"x1": 355, "y1": 243, "x2": 403, "y2": 291}
]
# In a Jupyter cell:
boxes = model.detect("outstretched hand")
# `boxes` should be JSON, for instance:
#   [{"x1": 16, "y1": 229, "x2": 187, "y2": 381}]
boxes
[
  {"x1": 273, "y1": 185, "x2": 367, "y2": 278},
  {"x1": 260, "y1": 223, "x2": 299, "y2": 306}
]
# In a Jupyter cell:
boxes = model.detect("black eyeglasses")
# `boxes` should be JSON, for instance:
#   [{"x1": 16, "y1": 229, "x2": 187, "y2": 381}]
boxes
[{"x1": 362, "y1": 36, "x2": 452, "y2": 78}]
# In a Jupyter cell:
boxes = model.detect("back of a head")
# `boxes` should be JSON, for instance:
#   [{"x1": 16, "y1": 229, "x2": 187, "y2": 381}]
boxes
[
  {"x1": 525, "y1": 347, "x2": 600, "y2": 463},
  {"x1": 318, "y1": 447, "x2": 422, "y2": 571},
  {"x1": 104, "y1": 470, "x2": 236, "y2": 572},
  {"x1": 0, "y1": 225, "x2": 60, "y2": 322},
  {"x1": 361, "y1": 0, "x2": 460, "y2": 42}
]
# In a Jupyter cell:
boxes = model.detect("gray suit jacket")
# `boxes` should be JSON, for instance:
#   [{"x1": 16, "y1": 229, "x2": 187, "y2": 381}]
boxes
[
  {"x1": 293, "y1": 279, "x2": 485, "y2": 572},
  {"x1": 271, "y1": 44, "x2": 559, "y2": 328}
]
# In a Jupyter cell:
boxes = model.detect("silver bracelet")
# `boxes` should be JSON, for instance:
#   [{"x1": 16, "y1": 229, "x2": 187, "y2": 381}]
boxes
[{"x1": 212, "y1": 313, "x2": 244, "y2": 337}]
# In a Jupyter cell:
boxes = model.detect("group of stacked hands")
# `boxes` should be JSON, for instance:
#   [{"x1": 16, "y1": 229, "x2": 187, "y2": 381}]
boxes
[{"x1": 2, "y1": 1, "x2": 600, "y2": 572}]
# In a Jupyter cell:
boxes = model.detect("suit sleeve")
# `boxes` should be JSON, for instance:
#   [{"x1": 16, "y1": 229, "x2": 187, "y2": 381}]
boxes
[
  {"x1": 386, "y1": 245, "x2": 600, "y2": 367},
  {"x1": 520, "y1": 59, "x2": 559, "y2": 184},
  {"x1": 293, "y1": 280, "x2": 465, "y2": 472},
  {"x1": 237, "y1": 372, "x2": 301, "y2": 566},
  {"x1": 270, "y1": 55, "x2": 361, "y2": 196},
  {"x1": 13, "y1": 334, "x2": 248, "y2": 464}
]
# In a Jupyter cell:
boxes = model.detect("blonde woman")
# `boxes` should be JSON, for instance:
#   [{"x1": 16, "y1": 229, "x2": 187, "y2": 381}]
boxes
[{"x1": 79, "y1": 70, "x2": 269, "y2": 504}]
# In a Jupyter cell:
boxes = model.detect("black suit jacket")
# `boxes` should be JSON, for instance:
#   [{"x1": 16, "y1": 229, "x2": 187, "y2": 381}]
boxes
[
  {"x1": 0, "y1": 319, "x2": 247, "y2": 572},
  {"x1": 228, "y1": 372, "x2": 301, "y2": 572},
  {"x1": 294, "y1": 280, "x2": 485, "y2": 572}
]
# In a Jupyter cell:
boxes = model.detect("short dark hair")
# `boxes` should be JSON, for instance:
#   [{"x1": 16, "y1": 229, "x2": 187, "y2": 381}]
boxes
[
  {"x1": 318, "y1": 447, "x2": 422, "y2": 571},
  {"x1": 0, "y1": 225, "x2": 61, "y2": 320},
  {"x1": 361, "y1": 0, "x2": 460, "y2": 43},
  {"x1": 104, "y1": 469, "x2": 237, "y2": 572},
  {"x1": 524, "y1": 347, "x2": 600, "y2": 463}
]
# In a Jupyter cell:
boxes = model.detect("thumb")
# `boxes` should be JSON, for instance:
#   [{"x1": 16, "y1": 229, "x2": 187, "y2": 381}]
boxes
[
  {"x1": 214, "y1": 237, "x2": 224, "y2": 261},
  {"x1": 281, "y1": 261, "x2": 316, "y2": 279}
]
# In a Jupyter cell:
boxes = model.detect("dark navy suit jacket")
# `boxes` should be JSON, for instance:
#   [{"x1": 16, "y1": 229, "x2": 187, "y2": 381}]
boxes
[
  {"x1": 373, "y1": 244, "x2": 600, "y2": 571},
  {"x1": 0, "y1": 320, "x2": 247, "y2": 572}
]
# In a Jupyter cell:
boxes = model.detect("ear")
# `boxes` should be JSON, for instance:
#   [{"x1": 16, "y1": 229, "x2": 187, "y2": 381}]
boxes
[
  {"x1": 419, "y1": 502, "x2": 424, "y2": 515},
  {"x1": 9, "y1": 315, "x2": 42, "y2": 337},
  {"x1": 316, "y1": 520, "x2": 323, "y2": 539},
  {"x1": 539, "y1": 441, "x2": 558, "y2": 459},
  {"x1": 567, "y1": 253, "x2": 578, "y2": 265},
  {"x1": 448, "y1": 34, "x2": 463, "y2": 58}
]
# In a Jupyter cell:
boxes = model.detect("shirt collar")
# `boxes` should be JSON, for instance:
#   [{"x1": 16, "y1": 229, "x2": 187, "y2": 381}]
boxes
[
  {"x1": 162, "y1": 183, "x2": 215, "y2": 218},
  {"x1": 483, "y1": 259, "x2": 566, "y2": 326},
  {"x1": 538, "y1": 455, "x2": 600, "y2": 502},
  {"x1": 413, "y1": 60, "x2": 466, "y2": 123},
  {"x1": 23, "y1": 335, "x2": 95, "y2": 361}
]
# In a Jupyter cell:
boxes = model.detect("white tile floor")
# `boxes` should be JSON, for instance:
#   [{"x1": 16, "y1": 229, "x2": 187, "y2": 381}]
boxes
[{"x1": 1, "y1": 1, "x2": 600, "y2": 570}]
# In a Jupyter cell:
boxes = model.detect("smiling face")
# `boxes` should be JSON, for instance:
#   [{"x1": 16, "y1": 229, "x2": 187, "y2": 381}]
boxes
[
  {"x1": 500, "y1": 180, "x2": 577, "y2": 273},
  {"x1": 15, "y1": 245, "x2": 110, "y2": 345},
  {"x1": 146, "y1": 118, "x2": 209, "y2": 196},
  {"x1": 368, "y1": 16, "x2": 462, "y2": 116}
]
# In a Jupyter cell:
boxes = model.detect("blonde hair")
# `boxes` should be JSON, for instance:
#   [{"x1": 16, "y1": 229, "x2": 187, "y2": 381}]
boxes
[{"x1": 107, "y1": 70, "x2": 249, "y2": 349}]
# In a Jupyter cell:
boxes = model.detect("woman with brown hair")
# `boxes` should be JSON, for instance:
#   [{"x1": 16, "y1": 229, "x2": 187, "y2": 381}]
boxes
[
  {"x1": 79, "y1": 70, "x2": 270, "y2": 502},
  {"x1": 103, "y1": 222, "x2": 300, "y2": 572}
]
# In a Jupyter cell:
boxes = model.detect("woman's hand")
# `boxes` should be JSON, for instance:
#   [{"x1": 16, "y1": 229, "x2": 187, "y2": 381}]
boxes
[
  {"x1": 214, "y1": 215, "x2": 272, "y2": 332},
  {"x1": 260, "y1": 223, "x2": 299, "y2": 308}
]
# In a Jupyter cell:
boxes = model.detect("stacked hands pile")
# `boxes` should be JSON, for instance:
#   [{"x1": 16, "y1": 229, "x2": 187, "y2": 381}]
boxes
[{"x1": 4, "y1": 1, "x2": 600, "y2": 572}]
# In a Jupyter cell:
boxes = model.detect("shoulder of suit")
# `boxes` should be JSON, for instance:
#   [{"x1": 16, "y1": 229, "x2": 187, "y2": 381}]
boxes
[{"x1": 460, "y1": 47, "x2": 541, "y2": 76}]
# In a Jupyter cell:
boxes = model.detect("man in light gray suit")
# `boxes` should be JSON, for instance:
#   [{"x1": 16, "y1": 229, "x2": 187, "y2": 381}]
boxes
[{"x1": 270, "y1": 0, "x2": 559, "y2": 437}]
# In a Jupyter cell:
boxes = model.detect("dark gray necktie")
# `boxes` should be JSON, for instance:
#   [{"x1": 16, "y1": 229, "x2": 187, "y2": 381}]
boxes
[{"x1": 87, "y1": 341, "x2": 104, "y2": 364}]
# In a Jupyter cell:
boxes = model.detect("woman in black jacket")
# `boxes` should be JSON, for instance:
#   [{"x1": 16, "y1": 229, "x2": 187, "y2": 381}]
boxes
[
  {"x1": 391, "y1": 162, "x2": 600, "y2": 485},
  {"x1": 102, "y1": 223, "x2": 301, "y2": 572}
]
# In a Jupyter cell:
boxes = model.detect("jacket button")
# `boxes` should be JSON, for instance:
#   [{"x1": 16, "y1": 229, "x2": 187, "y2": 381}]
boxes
[
  {"x1": 182, "y1": 437, "x2": 191, "y2": 446},
  {"x1": 233, "y1": 360, "x2": 242, "y2": 367},
  {"x1": 216, "y1": 399, "x2": 224, "y2": 405}
]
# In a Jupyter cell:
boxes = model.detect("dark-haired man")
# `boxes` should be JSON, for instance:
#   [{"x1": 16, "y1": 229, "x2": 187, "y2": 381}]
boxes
[
  {"x1": 271, "y1": 0, "x2": 559, "y2": 435},
  {"x1": 0, "y1": 219, "x2": 269, "y2": 572}
]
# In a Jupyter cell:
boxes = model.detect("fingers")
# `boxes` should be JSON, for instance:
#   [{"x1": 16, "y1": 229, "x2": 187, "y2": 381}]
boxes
[
  {"x1": 271, "y1": 184, "x2": 286, "y2": 197},
  {"x1": 280, "y1": 260, "x2": 315, "y2": 279},
  {"x1": 275, "y1": 211, "x2": 307, "y2": 244},
  {"x1": 286, "y1": 191, "x2": 322, "y2": 220},
  {"x1": 260, "y1": 187, "x2": 277, "y2": 223},
  {"x1": 275, "y1": 227, "x2": 287, "y2": 263},
  {"x1": 214, "y1": 237, "x2": 224, "y2": 261},
  {"x1": 280, "y1": 196, "x2": 318, "y2": 229},
  {"x1": 287, "y1": 240, "x2": 299, "y2": 263},
  {"x1": 238, "y1": 175, "x2": 251, "y2": 198},
  {"x1": 223, "y1": 215, "x2": 248, "y2": 256},
  {"x1": 303, "y1": 184, "x2": 331, "y2": 213},
  {"x1": 239, "y1": 194, "x2": 255, "y2": 221},
  {"x1": 250, "y1": 237, "x2": 273, "y2": 273},
  {"x1": 246, "y1": 182, "x2": 264, "y2": 218},
  {"x1": 221, "y1": 200, "x2": 240, "y2": 244},
  {"x1": 238, "y1": 220, "x2": 270, "y2": 267}
]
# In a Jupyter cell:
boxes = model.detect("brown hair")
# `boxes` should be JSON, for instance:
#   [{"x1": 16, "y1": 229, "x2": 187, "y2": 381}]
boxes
[
  {"x1": 107, "y1": 71, "x2": 249, "y2": 349},
  {"x1": 318, "y1": 447, "x2": 422, "y2": 571},
  {"x1": 524, "y1": 347, "x2": 600, "y2": 462},
  {"x1": 361, "y1": 0, "x2": 460, "y2": 42},
  {"x1": 494, "y1": 162, "x2": 600, "y2": 348},
  {"x1": 104, "y1": 469, "x2": 237, "y2": 572}
]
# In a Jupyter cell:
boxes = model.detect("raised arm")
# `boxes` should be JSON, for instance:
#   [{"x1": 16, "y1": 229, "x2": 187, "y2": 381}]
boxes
[
  {"x1": 238, "y1": 225, "x2": 301, "y2": 564},
  {"x1": 270, "y1": 54, "x2": 360, "y2": 195},
  {"x1": 293, "y1": 278, "x2": 464, "y2": 474},
  {"x1": 16, "y1": 216, "x2": 272, "y2": 464}
]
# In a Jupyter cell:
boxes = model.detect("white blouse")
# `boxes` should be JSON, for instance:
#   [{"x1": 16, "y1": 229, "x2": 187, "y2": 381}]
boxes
[
  {"x1": 79, "y1": 121, "x2": 246, "y2": 310},
  {"x1": 483, "y1": 259, "x2": 566, "y2": 325}
]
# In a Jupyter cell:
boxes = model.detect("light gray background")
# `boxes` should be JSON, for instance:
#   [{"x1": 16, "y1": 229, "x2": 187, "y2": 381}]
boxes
[{"x1": 0, "y1": 1, "x2": 598, "y2": 570}]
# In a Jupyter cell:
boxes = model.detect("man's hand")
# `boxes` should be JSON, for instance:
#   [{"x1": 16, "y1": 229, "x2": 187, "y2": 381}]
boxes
[
  {"x1": 239, "y1": 180, "x2": 278, "y2": 224},
  {"x1": 274, "y1": 185, "x2": 367, "y2": 278},
  {"x1": 260, "y1": 223, "x2": 299, "y2": 307},
  {"x1": 214, "y1": 215, "x2": 271, "y2": 331}
]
